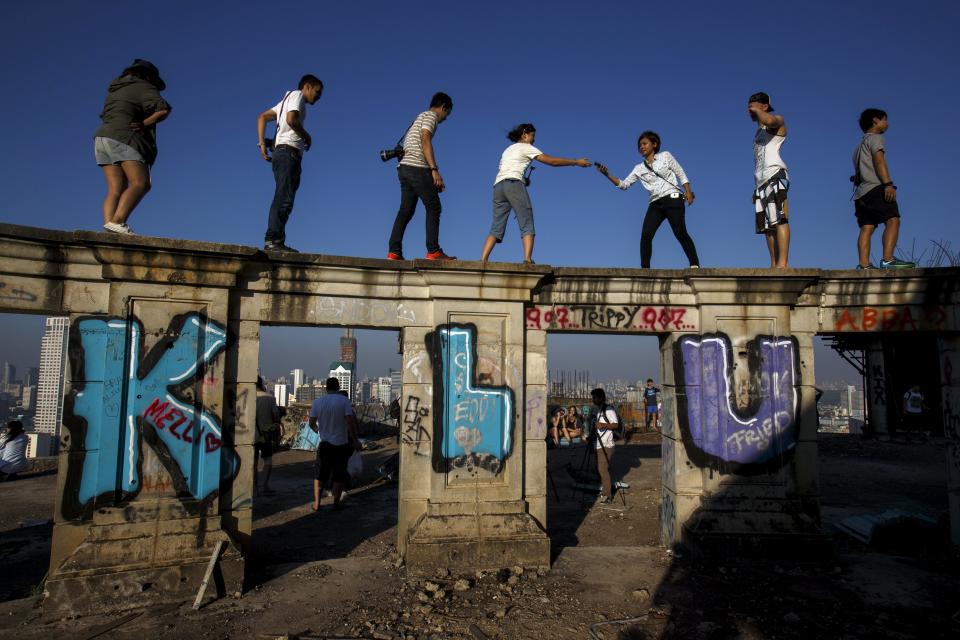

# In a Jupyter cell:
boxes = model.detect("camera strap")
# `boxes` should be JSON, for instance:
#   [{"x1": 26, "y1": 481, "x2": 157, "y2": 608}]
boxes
[
  {"x1": 395, "y1": 119, "x2": 416, "y2": 150},
  {"x1": 273, "y1": 90, "x2": 292, "y2": 144},
  {"x1": 643, "y1": 156, "x2": 681, "y2": 195}
]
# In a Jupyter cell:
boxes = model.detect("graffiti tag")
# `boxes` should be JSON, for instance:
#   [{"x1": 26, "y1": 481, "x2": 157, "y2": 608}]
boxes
[
  {"x1": 526, "y1": 304, "x2": 697, "y2": 332},
  {"x1": 401, "y1": 395, "x2": 431, "y2": 456},
  {"x1": 833, "y1": 305, "x2": 947, "y2": 332}
]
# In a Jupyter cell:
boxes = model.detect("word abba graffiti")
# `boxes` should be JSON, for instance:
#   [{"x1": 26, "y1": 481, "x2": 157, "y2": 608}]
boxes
[
  {"x1": 426, "y1": 324, "x2": 514, "y2": 475},
  {"x1": 673, "y1": 333, "x2": 800, "y2": 474},
  {"x1": 401, "y1": 395, "x2": 431, "y2": 456},
  {"x1": 526, "y1": 304, "x2": 697, "y2": 332},
  {"x1": 62, "y1": 312, "x2": 238, "y2": 519},
  {"x1": 833, "y1": 305, "x2": 947, "y2": 332}
]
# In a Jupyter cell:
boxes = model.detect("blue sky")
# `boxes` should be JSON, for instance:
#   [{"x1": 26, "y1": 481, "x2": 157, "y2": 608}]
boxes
[{"x1": 1, "y1": 0, "x2": 956, "y2": 383}]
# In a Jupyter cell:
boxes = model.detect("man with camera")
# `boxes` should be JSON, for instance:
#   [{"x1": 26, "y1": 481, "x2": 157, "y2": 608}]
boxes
[
  {"x1": 386, "y1": 92, "x2": 456, "y2": 261},
  {"x1": 590, "y1": 388, "x2": 618, "y2": 503},
  {"x1": 257, "y1": 74, "x2": 324, "y2": 253}
]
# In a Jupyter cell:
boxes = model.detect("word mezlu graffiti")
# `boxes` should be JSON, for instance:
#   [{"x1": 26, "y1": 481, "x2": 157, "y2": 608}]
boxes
[
  {"x1": 673, "y1": 333, "x2": 800, "y2": 474},
  {"x1": 426, "y1": 324, "x2": 514, "y2": 475},
  {"x1": 833, "y1": 305, "x2": 947, "y2": 332},
  {"x1": 63, "y1": 312, "x2": 238, "y2": 519},
  {"x1": 526, "y1": 304, "x2": 697, "y2": 332}
]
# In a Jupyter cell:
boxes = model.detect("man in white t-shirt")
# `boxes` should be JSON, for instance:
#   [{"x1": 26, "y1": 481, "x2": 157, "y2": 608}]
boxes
[
  {"x1": 901, "y1": 384, "x2": 926, "y2": 440},
  {"x1": 257, "y1": 74, "x2": 324, "y2": 253},
  {"x1": 308, "y1": 377, "x2": 360, "y2": 510},
  {"x1": 590, "y1": 388, "x2": 618, "y2": 503},
  {"x1": 387, "y1": 92, "x2": 456, "y2": 261}
]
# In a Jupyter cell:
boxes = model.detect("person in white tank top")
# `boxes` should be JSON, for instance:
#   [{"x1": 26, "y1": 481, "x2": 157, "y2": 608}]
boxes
[{"x1": 748, "y1": 92, "x2": 791, "y2": 269}]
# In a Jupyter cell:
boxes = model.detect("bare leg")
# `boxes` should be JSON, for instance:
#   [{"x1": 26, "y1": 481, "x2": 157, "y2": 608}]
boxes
[
  {"x1": 775, "y1": 223, "x2": 790, "y2": 268},
  {"x1": 112, "y1": 161, "x2": 151, "y2": 225},
  {"x1": 522, "y1": 234, "x2": 535, "y2": 262},
  {"x1": 313, "y1": 479, "x2": 322, "y2": 510},
  {"x1": 331, "y1": 482, "x2": 346, "y2": 507},
  {"x1": 858, "y1": 224, "x2": 876, "y2": 266},
  {"x1": 101, "y1": 165, "x2": 126, "y2": 225},
  {"x1": 881, "y1": 217, "x2": 900, "y2": 262},
  {"x1": 765, "y1": 232, "x2": 776, "y2": 267},
  {"x1": 480, "y1": 235, "x2": 498, "y2": 263}
]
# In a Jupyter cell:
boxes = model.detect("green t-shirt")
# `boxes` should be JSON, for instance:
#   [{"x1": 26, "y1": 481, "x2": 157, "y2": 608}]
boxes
[{"x1": 94, "y1": 75, "x2": 171, "y2": 166}]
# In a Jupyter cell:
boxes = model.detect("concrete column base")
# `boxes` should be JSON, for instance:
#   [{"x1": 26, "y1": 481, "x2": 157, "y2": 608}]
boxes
[{"x1": 405, "y1": 511, "x2": 549, "y2": 575}]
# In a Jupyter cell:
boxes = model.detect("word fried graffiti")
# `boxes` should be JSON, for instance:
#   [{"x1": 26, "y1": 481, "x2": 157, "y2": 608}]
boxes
[
  {"x1": 673, "y1": 333, "x2": 800, "y2": 474},
  {"x1": 63, "y1": 313, "x2": 238, "y2": 520},
  {"x1": 833, "y1": 305, "x2": 947, "y2": 332},
  {"x1": 401, "y1": 395, "x2": 431, "y2": 456},
  {"x1": 526, "y1": 304, "x2": 697, "y2": 332},
  {"x1": 426, "y1": 324, "x2": 515, "y2": 476},
  {"x1": 315, "y1": 297, "x2": 417, "y2": 326}
]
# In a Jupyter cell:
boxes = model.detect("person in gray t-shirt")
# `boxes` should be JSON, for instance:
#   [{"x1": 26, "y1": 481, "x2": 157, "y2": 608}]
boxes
[{"x1": 851, "y1": 108, "x2": 914, "y2": 269}]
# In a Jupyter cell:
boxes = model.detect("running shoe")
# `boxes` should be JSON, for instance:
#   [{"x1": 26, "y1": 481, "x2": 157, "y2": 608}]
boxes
[
  {"x1": 104, "y1": 222, "x2": 134, "y2": 235},
  {"x1": 264, "y1": 241, "x2": 299, "y2": 253},
  {"x1": 386, "y1": 252, "x2": 405, "y2": 261},
  {"x1": 856, "y1": 263, "x2": 877, "y2": 270},
  {"x1": 880, "y1": 258, "x2": 915, "y2": 269},
  {"x1": 425, "y1": 250, "x2": 457, "y2": 260}
]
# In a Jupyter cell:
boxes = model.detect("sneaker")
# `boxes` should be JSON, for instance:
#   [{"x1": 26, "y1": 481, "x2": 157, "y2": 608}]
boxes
[
  {"x1": 856, "y1": 263, "x2": 877, "y2": 270},
  {"x1": 880, "y1": 257, "x2": 915, "y2": 269},
  {"x1": 689, "y1": 265, "x2": 700, "y2": 269},
  {"x1": 264, "y1": 241, "x2": 299, "y2": 253},
  {"x1": 386, "y1": 252, "x2": 405, "y2": 261},
  {"x1": 425, "y1": 249, "x2": 457, "y2": 260},
  {"x1": 104, "y1": 222, "x2": 134, "y2": 235}
]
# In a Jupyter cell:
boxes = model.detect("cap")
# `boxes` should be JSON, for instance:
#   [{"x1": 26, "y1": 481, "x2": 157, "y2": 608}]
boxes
[
  {"x1": 129, "y1": 58, "x2": 166, "y2": 91},
  {"x1": 748, "y1": 91, "x2": 774, "y2": 112}
]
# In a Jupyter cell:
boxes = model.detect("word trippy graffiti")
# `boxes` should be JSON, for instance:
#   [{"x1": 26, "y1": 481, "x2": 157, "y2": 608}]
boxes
[
  {"x1": 673, "y1": 333, "x2": 800, "y2": 474},
  {"x1": 833, "y1": 305, "x2": 947, "y2": 332},
  {"x1": 63, "y1": 312, "x2": 238, "y2": 520},
  {"x1": 426, "y1": 324, "x2": 514, "y2": 475},
  {"x1": 401, "y1": 395, "x2": 431, "y2": 456},
  {"x1": 526, "y1": 304, "x2": 697, "y2": 332}
]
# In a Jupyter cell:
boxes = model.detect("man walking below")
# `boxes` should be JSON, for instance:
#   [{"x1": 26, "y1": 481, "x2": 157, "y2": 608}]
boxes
[
  {"x1": 852, "y1": 108, "x2": 914, "y2": 269},
  {"x1": 257, "y1": 75, "x2": 324, "y2": 252},
  {"x1": 748, "y1": 92, "x2": 791, "y2": 268},
  {"x1": 590, "y1": 388, "x2": 618, "y2": 504},
  {"x1": 387, "y1": 92, "x2": 457, "y2": 261},
  {"x1": 308, "y1": 377, "x2": 361, "y2": 511},
  {"x1": 254, "y1": 377, "x2": 282, "y2": 496}
]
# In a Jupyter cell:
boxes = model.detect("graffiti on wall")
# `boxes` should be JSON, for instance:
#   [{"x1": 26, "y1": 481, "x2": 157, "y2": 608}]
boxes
[
  {"x1": 426, "y1": 324, "x2": 514, "y2": 475},
  {"x1": 401, "y1": 395, "x2": 431, "y2": 456},
  {"x1": 673, "y1": 333, "x2": 800, "y2": 475},
  {"x1": 870, "y1": 364, "x2": 887, "y2": 407},
  {"x1": 833, "y1": 305, "x2": 948, "y2": 332},
  {"x1": 62, "y1": 312, "x2": 238, "y2": 520},
  {"x1": 526, "y1": 304, "x2": 697, "y2": 332}
]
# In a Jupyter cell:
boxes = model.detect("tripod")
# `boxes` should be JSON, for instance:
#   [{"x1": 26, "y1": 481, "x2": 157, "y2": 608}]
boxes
[{"x1": 570, "y1": 430, "x2": 627, "y2": 509}]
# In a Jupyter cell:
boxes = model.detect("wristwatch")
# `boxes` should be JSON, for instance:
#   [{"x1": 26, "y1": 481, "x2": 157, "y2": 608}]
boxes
[{"x1": 430, "y1": 167, "x2": 439, "y2": 171}]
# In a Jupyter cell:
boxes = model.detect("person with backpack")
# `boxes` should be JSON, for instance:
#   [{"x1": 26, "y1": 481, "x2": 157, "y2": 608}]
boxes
[
  {"x1": 590, "y1": 388, "x2": 619, "y2": 503},
  {"x1": 595, "y1": 131, "x2": 700, "y2": 268},
  {"x1": 851, "y1": 108, "x2": 914, "y2": 269}
]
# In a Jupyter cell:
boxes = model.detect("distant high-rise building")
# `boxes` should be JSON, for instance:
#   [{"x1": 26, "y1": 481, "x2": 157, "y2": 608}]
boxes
[
  {"x1": 329, "y1": 362, "x2": 354, "y2": 399},
  {"x1": 21, "y1": 385, "x2": 37, "y2": 411},
  {"x1": 359, "y1": 378, "x2": 372, "y2": 403},
  {"x1": 294, "y1": 384, "x2": 325, "y2": 404},
  {"x1": 26, "y1": 367, "x2": 40, "y2": 387},
  {"x1": 377, "y1": 376, "x2": 392, "y2": 404},
  {"x1": 290, "y1": 369, "x2": 305, "y2": 393},
  {"x1": 2, "y1": 362, "x2": 15, "y2": 387},
  {"x1": 274, "y1": 383, "x2": 289, "y2": 408},
  {"x1": 26, "y1": 432, "x2": 56, "y2": 458},
  {"x1": 35, "y1": 317, "x2": 69, "y2": 439},
  {"x1": 340, "y1": 329, "x2": 357, "y2": 365},
  {"x1": 390, "y1": 368, "x2": 402, "y2": 402}
]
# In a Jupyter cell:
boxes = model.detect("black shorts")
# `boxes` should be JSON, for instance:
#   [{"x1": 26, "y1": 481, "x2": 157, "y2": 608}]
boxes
[
  {"x1": 855, "y1": 185, "x2": 900, "y2": 227},
  {"x1": 315, "y1": 441, "x2": 353, "y2": 485}
]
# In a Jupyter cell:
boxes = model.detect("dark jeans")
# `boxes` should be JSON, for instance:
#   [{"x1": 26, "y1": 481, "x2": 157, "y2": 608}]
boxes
[
  {"x1": 641, "y1": 195, "x2": 700, "y2": 268},
  {"x1": 265, "y1": 145, "x2": 302, "y2": 243},
  {"x1": 389, "y1": 165, "x2": 441, "y2": 254}
]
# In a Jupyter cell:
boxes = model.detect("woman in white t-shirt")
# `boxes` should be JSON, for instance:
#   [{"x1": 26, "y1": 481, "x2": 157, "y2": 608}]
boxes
[{"x1": 480, "y1": 123, "x2": 591, "y2": 264}]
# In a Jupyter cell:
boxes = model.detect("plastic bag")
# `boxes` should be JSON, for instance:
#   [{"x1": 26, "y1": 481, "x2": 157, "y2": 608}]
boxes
[{"x1": 347, "y1": 451, "x2": 363, "y2": 480}]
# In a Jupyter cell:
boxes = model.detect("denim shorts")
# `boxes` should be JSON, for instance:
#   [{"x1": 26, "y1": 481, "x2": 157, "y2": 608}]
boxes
[
  {"x1": 94, "y1": 137, "x2": 145, "y2": 166},
  {"x1": 490, "y1": 179, "x2": 535, "y2": 241}
]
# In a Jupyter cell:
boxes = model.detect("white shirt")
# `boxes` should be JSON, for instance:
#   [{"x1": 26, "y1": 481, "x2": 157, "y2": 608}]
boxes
[
  {"x1": 494, "y1": 143, "x2": 542, "y2": 185},
  {"x1": 754, "y1": 126, "x2": 787, "y2": 185},
  {"x1": 399, "y1": 111, "x2": 438, "y2": 169},
  {"x1": 308, "y1": 394, "x2": 354, "y2": 446},
  {"x1": 594, "y1": 406, "x2": 618, "y2": 450},
  {"x1": 617, "y1": 151, "x2": 689, "y2": 202},
  {"x1": 0, "y1": 432, "x2": 28, "y2": 475},
  {"x1": 272, "y1": 90, "x2": 308, "y2": 151}
]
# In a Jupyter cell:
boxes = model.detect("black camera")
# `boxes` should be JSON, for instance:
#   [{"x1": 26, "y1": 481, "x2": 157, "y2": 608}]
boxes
[{"x1": 380, "y1": 145, "x2": 404, "y2": 162}]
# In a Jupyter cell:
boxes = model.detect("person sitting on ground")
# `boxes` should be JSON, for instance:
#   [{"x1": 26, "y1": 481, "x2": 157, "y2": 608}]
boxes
[
  {"x1": 254, "y1": 376, "x2": 282, "y2": 496},
  {"x1": 94, "y1": 59, "x2": 171, "y2": 235},
  {"x1": 480, "y1": 123, "x2": 591, "y2": 264},
  {"x1": 0, "y1": 420, "x2": 29, "y2": 481},
  {"x1": 563, "y1": 405, "x2": 584, "y2": 441},
  {"x1": 548, "y1": 407, "x2": 566, "y2": 447}
]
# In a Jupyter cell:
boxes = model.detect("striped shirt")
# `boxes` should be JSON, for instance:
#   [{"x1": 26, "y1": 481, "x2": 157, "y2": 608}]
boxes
[
  {"x1": 617, "y1": 151, "x2": 689, "y2": 203},
  {"x1": 399, "y1": 111, "x2": 438, "y2": 169}
]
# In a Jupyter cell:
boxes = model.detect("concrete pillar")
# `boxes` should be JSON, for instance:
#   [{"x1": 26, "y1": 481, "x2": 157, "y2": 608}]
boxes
[
  {"x1": 865, "y1": 339, "x2": 891, "y2": 438},
  {"x1": 524, "y1": 328, "x2": 548, "y2": 529},
  {"x1": 938, "y1": 336, "x2": 960, "y2": 547}
]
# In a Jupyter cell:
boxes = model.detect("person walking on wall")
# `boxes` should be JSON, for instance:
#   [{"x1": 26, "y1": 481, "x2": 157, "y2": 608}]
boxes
[
  {"x1": 748, "y1": 92, "x2": 791, "y2": 268},
  {"x1": 308, "y1": 377, "x2": 361, "y2": 511},
  {"x1": 596, "y1": 131, "x2": 700, "y2": 268},
  {"x1": 480, "y1": 123, "x2": 591, "y2": 264},
  {"x1": 94, "y1": 59, "x2": 171, "y2": 235},
  {"x1": 590, "y1": 388, "x2": 618, "y2": 503},
  {"x1": 254, "y1": 376, "x2": 283, "y2": 496},
  {"x1": 387, "y1": 92, "x2": 457, "y2": 261},
  {"x1": 851, "y1": 108, "x2": 915, "y2": 269},
  {"x1": 257, "y1": 74, "x2": 324, "y2": 253}
]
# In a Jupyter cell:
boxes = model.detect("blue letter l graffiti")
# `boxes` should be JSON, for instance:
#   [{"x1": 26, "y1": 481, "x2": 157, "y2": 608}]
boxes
[{"x1": 73, "y1": 313, "x2": 237, "y2": 505}]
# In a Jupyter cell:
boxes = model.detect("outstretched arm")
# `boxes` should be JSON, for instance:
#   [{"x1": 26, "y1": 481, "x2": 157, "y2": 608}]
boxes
[
  {"x1": 535, "y1": 154, "x2": 590, "y2": 168},
  {"x1": 595, "y1": 163, "x2": 623, "y2": 186}
]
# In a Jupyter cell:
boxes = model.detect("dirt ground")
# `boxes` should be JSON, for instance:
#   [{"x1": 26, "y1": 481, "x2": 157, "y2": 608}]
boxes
[{"x1": 1, "y1": 433, "x2": 958, "y2": 639}]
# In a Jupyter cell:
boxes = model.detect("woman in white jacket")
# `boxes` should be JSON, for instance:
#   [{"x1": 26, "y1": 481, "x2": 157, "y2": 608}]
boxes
[{"x1": 0, "y1": 420, "x2": 29, "y2": 480}]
